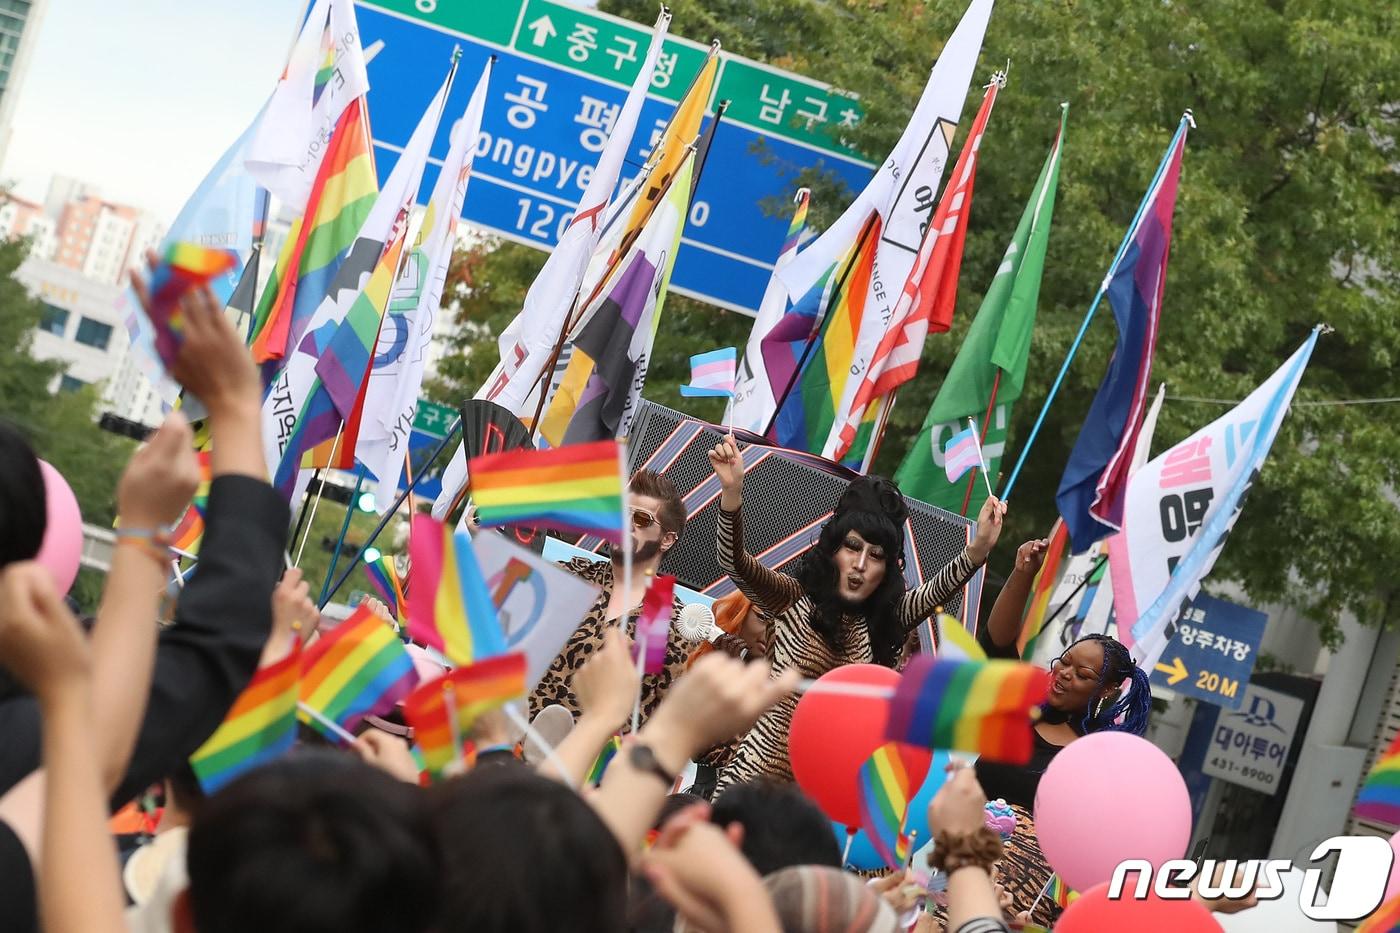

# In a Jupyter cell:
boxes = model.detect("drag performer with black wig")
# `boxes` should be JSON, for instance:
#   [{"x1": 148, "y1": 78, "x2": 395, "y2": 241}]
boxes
[{"x1": 704, "y1": 435, "x2": 1006, "y2": 794}]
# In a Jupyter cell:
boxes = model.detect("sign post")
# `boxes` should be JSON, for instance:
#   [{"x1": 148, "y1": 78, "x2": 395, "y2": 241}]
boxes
[
  {"x1": 1147, "y1": 593, "x2": 1267, "y2": 710},
  {"x1": 356, "y1": 0, "x2": 876, "y2": 314}
]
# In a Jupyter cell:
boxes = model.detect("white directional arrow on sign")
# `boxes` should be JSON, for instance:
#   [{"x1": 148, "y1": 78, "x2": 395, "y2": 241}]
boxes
[{"x1": 526, "y1": 15, "x2": 556, "y2": 47}]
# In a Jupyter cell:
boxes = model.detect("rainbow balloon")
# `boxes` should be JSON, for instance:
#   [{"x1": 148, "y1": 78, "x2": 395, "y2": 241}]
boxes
[{"x1": 856, "y1": 741, "x2": 927, "y2": 869}]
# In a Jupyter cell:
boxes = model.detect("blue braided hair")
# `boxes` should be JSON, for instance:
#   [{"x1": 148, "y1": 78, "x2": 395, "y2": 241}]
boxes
[{"x1": 1070, "y1": 633, "x2": 1153, "y2": 736}]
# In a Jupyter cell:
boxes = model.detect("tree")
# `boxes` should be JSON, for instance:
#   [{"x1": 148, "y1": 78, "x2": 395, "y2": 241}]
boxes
[{"x1": 431, "y1": 0, "x2": 1399, "y2": 644}]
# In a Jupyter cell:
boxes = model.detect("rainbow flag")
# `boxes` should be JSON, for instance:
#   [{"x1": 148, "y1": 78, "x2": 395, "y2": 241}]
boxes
[
  {"x1": 586, "y1": 734, "x2": 622, "y2": 786},
  {"x1": 402, "y1": 652, "x2": 527, "y2": 780},
  {"x1": 298, "y1": 604, "x2": 419, "y2": 737},
  {"x1": 1050, "y1": 875, "x2": 1078, "y2": 909},
  {"x1": 634, "y1": 574, "x2": 675, "y2": 674},
  {"x1": 363, "y1": 553, "x2": 406, "y2": 625},
  {"x1": 168, "y1": 450, "x2": 212, "y2": 555},
  {"x1": 407, "y1": 514, "x2": 507, "y2": 667},
  {"x1": 189, "y1": 644, "x2": 300, "y2": 793},
  {"x1": 144, "y1": 243, "x2": 238, "y2": 368},
  {"x1": 1019, "y1": 520, "x2": 1069, "y2": 659},
  {"x1": 249, "y1": 98, "x2": 378, "y2": 366},
  {"x1": 468, "y1": 440, "x2": 625, "y2": 542},
  {"x1": 885, "y1": 656, "x2": 1051, "y2": 765},
  {"x1": 1355, "y1": 732, "x2": 1400, "y2": 825},
  {"x1": 856, "y1": 741, "x2": 924, "y2": 868},
  {"x1": 679, "y1": 347, "x2": 737, "y2": 398},
  {"x1": 768, "y1": 214, "x2": 881, "y2": 455},
  {"x1": 1358, "y1": 892, "x2": 1400, "y2": 932}
]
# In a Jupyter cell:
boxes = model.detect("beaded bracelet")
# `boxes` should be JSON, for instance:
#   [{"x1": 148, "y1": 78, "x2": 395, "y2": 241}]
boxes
[
  {"x1": 928, "y1": 827, "x2": 1004, "y2": 874},
  {"x1": 115, "y1": 527, "x2": 174, "y2": 569}
]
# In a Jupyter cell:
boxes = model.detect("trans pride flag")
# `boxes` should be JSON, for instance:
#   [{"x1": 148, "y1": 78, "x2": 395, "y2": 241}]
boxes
[{"x1": 679, "y1": 348, "x2": 737, "y2": 398}]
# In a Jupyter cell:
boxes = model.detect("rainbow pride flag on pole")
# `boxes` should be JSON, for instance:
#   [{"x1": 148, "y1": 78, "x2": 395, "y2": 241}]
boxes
[
  {"x1": 885, "y1": 656, "x2": 1051, "y2": 764},
  {"x1": 1355, "y1": 732, "x2": 1400, "y2": 825},
  {"x1": 586, "y1": 734, "x2": 622, "y2": 786},
  {"x1": 408, "y1": 514, "x2": 508, "y2": 667},
  {"x1": 679, "y1": 348, "x2": 737, "y2": 398},
  {"x1": 168, "y1": 450, "x2": 212, "y2": 555},
  {"x1": 189, "y1": 644, "x2": 301, "y2": 793},
  {"x1": 298, "y1": 604, "x2": 419, "y2": 737},
  {"x1": 363, "y1": 553, "x2": 406, "y2": 625},
  {"x1": 1018, "y1": 520, "x2": 1069, "y2": 659},
  {"x1": 468, "y1": 440, "x2": 625, "y2": 542},
  {"x1": 402, "y1": 653, "x2": 527, "y2": 780},
  {"x1": 856, "y1": 741, "x2": 928, "y2": 868},
  {"x1": 143, "y1": 244, "x2": 238, "y2": 368}
]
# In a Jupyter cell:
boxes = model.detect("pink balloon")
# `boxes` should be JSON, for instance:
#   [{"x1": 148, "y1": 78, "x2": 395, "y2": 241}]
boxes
[
  {"x1": 1386, "y1": 831, "x2": 1400, "y2": 901},
  {"x1": 35, "y1": 460, "x2": 82, "y2": 595},
  {"x1": 1034, "y1": 731, "x2": 1192, "y2": 892}
]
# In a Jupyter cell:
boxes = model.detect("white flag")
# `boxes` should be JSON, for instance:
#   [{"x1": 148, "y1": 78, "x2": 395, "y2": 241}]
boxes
[
  {"x1": 356, "y1": 60, "x2": 493, "y2": 509},
  {"x1": 260, "y1": 67, "x2": 449, "y2": 486},
  {"x1": 775, "y1": 0, "x2": 994, "y2": 459},
  {"x1": 245, "y1": 0, "x2": 369, "y2": 208},
  {"x1": 1110, "y1": 334, "x2": 1319, "y2": 670}
]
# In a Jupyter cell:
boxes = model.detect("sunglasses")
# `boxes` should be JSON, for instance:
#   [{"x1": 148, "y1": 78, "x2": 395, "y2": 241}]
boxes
[{"x1": 630, "y1": 508, "x2": 662, "y2": 530}]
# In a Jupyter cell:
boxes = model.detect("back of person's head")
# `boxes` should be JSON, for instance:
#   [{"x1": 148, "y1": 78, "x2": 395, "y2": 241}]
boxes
[
  {"x1": 629, "y1": 468, "x2": 686, "y2": 539},
  {"x1": 164, "y1": 763, "x2": 206, "y2": 825},
  {"x1": 0, "y1": 421, "x2": 46, "y2": 569},
  {"x1": 763, "y1": 865, "x2": 899, "y2": 933},
  {"x1": 429, "y1": 765, "x2": 626, "y2": 933},
  {"x1": 710, "y1": 781, "x2": 841, "y2": 875},
  {"x1": 186, "y1": 749, "x2": 438, "y2": 933}
]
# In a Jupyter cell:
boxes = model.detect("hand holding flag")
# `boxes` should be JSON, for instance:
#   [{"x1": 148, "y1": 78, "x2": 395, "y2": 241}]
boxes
[
  {"x1": 137, "y1": 243, "x2": 238, "y2": 369},
  {"x1": 885, "y1": 656, "x2": 1050, "y2": 764}
]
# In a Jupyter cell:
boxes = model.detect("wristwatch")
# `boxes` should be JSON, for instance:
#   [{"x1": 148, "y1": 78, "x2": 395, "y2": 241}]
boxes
[{"x1": 628, "y1": 743, "x2": 675, "y2": 786}]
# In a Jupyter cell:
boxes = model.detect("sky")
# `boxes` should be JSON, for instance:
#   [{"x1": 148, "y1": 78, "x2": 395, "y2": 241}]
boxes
[{"x1": 3, "y1": 0, "x2": 304, "y2": 221}]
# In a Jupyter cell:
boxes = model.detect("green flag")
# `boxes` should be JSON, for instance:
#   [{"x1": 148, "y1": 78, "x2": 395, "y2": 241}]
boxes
[{"x1": 895, "y1": 106, "x2": 1067, "y2": 515}]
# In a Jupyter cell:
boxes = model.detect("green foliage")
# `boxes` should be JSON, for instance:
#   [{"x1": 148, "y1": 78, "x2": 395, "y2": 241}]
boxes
[
  {"x1": 0, "y1": 235, "x2": 134, "y2": 529},
  {"x1": 292, "y1": 497, "x2": 407, "y2": 608},
  {"x1": 430, "y1": 0, "x2": 1400, "y2": 644}
]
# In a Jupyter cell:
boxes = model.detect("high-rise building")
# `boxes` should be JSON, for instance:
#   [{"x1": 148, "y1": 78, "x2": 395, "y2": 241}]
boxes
[
  {"x1": 51, "y1": 186, "x2": 164, "y2": 287},
  {"x1": 0, "y1": 0, "x2": 50, "y2": 172},
  {"x1": 0, "y1": 192, "x2": 55, "y2": 258}
]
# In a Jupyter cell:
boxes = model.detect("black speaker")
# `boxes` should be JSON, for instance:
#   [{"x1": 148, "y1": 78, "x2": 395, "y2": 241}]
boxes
[{"x1": 577, "y1": 400, "x2": 985, "y2": 650}]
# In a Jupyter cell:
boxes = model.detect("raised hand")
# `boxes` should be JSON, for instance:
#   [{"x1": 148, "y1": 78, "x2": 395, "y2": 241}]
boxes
[
  {"x1": 116, "y1": 411, "x2": 200, "y2": 530},
  {"x1": 968, "y1": 495, "x2": 1007, "y2": 565},
  {"x1": 269, "y1": 568, "x2": 319, "y2": 660},
  {"x1": 572, "y1": 626, "x2": 640, "y2": 733},
  {"x1": 1013, "y1": 538, "x2": 1049, "y2": 576},
  {"x1": 706, "y1": 435, "x2": 744, "y2": 510},
  {"x1": 0, "y1": 563, "x2": 91, "y2": 702},
  {"x1": 927, "y1": 762, "x2": 989, "y2": 836}
]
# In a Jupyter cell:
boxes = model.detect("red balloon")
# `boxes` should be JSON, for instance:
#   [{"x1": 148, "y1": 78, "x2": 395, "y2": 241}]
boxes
[
  {"x1": 789, "y1": 664, "x2": 930, "y2": 826},
  {"x1": 1055, "y1": 882, "x2": 1222, "y2": 932}
]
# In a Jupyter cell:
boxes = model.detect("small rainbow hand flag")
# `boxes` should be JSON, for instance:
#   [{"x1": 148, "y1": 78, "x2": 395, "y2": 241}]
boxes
[
  {"x1": 363, "y1": 553, "x2": 407, "y2": 626},
  {"x1": 168, "y1": 450, "x2": 212, "y2": 555},
  {"x1": 856, "y1": 741, "x2": 928, "y2": 869},
  {"x1": 885, "y1": 656, "x2": 1051, "y2": 765},
  {"x1": 468, "y1": 439, "x2": 625, "y2": 542},
  {"x1": 679, "y1": 347, "x2": 738, "y2": 397},
  {"x1": 1354, "y1": 732, "x2": 1400, "y2": 825},
  {"x1": 1050, "y1": 874, "x2": 1078, "y2": 909},
  {"x1": 1358, "y1": 892, "x2": 1400, "y2": 932},
  {"x1": 145, "y1": 243, "x2": 238, "y2": 367},
  {"x1": 942, "y1": 424, "x2": 982, "y2": 483},
  {"x1": 633, "y1": 574, "x2": 675, "y2": 675},
  {"x1": 586, "y1": 734, "x2": 622, "y2": 786},
  {"x1": 402, "y1": 653, "x2": 527, "y2": 780},
  {"x1": 298, "y1": 605, "x2": 420, "y2": 738},
  {"x1": 189, "y1": 643, "x2": 300, "y2": 794},
  {"x1": 409, "y1": 515, "x2": 507, "y2": 667}
]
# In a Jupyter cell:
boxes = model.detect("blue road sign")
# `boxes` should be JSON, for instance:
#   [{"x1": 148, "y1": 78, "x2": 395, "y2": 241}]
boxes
[
  {"x1": 355, "y1": 1, "x2": 875, "y2": 315},
  {"x1": 1147, "y1": 593, "x2": 1268, "y2": 710}
]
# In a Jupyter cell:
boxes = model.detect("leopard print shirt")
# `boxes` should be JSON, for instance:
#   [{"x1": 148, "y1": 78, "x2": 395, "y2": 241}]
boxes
[{"x1": 527, "y1": 557, "x2": 690, "y2": 733}]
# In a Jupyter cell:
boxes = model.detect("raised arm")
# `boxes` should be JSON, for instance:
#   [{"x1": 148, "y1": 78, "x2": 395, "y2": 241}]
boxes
[
  {"x1": 899, "y1": 496, "x2": 1006, "y2": 634},
  {"x1": 708, "y1": 435, "x2": 802, "y2": 615},
  {"x1": 981, "y1": 539, "x2": 1048, "y2": 655}
]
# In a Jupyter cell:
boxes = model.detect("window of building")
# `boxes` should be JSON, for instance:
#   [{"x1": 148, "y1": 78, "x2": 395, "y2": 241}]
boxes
[
  {"x1": 38, "y1": 303, "x2": 67, "y2": 336},
  {"x1": 73, "y1": 316, "x2": 113, "y2": 350},
  {"x1": 58, "y1": 375, "x2": 85, "y2": 394}
]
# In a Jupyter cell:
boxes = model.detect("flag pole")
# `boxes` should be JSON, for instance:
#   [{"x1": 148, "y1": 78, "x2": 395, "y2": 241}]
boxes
[
  {"x1": 319, "y1": 417, "x2": 463, "y2": 609},
  {"x1": 858, "y1": 389, "x2": 896, "y2": 474},
  {"x1": 959, "y1": 370, "x2": 1002, "y2": 515},
  {"x1": 1000, "y1": 111, "x2": 1192, "y2": 503},
  {"x1": 318, "y1": 468, "x2": 366, "y2": 605},
  {"x1": 967, "y1": 417, "x2": 995, "y2": 499}
]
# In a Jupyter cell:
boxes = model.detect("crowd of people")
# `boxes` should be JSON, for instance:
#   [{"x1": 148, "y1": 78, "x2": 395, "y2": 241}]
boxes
[{"x1": 0, "y1": 284, "x2": 1260, "y2": 933}]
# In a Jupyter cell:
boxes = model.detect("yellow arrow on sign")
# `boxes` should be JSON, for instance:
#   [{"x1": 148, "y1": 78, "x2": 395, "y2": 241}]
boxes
[{"x1": 1154, "y1": 656, "x2": 1188, "y2": 686}]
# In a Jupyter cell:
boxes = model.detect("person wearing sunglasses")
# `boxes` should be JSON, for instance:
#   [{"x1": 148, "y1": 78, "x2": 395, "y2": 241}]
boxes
[
  {"x1": 704, "y1": 434, "x2": 1006, "y2": 800},
  {"x1": 527, "y1": 469, "x2": 694, "y2": 734}
]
